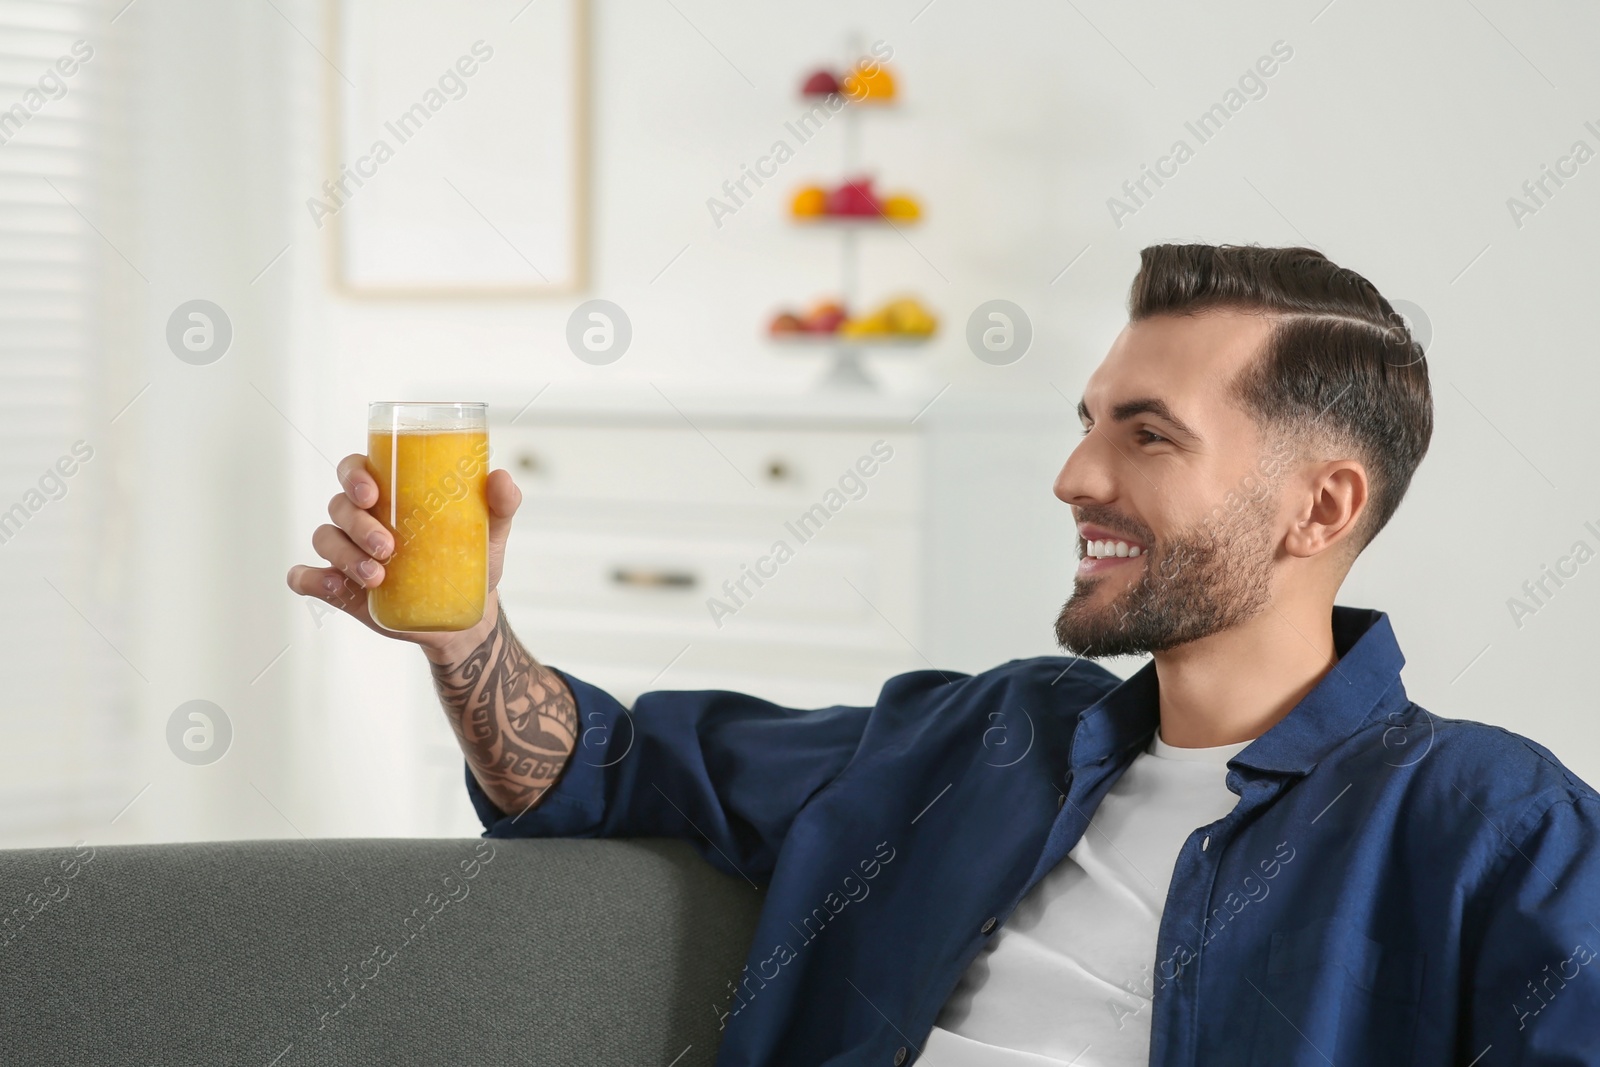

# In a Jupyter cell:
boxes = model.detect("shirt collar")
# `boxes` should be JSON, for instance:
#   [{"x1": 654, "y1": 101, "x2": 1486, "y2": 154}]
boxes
[{"x1": 1067, "y1": 606, "x2": 1408, "y2": 776}]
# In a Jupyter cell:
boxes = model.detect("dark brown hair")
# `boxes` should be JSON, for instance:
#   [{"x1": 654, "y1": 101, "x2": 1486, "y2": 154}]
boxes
[{"x1": 1128, "y1": 243, "x2": 1433, "y2": 552}]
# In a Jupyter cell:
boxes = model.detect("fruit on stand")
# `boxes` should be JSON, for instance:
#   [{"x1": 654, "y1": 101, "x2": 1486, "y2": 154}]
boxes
[
  {"x1": 838, "y1": 312, "x2": 889, "y2": 339},
  {"x1": 825, "y1": 176, "x2": 880, "y2": 217},
  {"x1": 800, "y1": 69, "x2": 840, "y2": 96},
  {"x1": 841, "y1": 297, "x2": 937, "y2": 338},
  {"x1": 882, "y1": 195, "x2": 920, "y2": 221},
  {"x1": 770, "y1": 297, "x2": 936, "y2": 340},
  {"x1": 791, "y1": 186, "x2": 827, "y2": 217},
  {"x1": 799, "y1": 61, "x2": 896, "y2": 102},
  {"x1": 782, "y1": 57, "x2": 918, "y2": 385},
  {"x1": 803, "y1": 301, "x2": 847, "y2": 333},
  {"x1": 769, "y1": 312, "x2": 806, "y2": 335},
  {"x1": 884, "y1": 297, "x2": 936, "y2": 335},
  {"x1": 841, "y1": 63, "x2": 895, "y2": 102},
  {"x1": 792, "y1": 176, "x2": 920, "y2": 221},
  {"x1": 768, "y1": 302, "x2": 845, "y2": 336}
]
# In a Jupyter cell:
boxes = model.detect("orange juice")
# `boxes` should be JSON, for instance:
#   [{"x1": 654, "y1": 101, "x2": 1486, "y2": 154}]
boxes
[{"x1": 365, "y1": 427, "x2": 490, "y2": 632}]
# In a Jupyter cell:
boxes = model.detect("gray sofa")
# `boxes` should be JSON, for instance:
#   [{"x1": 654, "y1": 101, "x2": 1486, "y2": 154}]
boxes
[{"x1": 0, "y1": 837, "x2": 763, "y2": 1066}]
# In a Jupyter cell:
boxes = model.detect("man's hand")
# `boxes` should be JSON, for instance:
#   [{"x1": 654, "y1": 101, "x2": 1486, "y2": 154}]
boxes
[
  {"x1": 286, "y1": 450, "x2": 576, "y2": 815},
  {"x1": 285, "y1": 452, "x2": 523, "y2": 658}
]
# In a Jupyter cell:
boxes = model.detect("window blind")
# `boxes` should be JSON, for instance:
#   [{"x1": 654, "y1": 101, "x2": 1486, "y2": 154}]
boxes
[{"x1": 0, "y1": 0, "x2": 134, "y2": 845}]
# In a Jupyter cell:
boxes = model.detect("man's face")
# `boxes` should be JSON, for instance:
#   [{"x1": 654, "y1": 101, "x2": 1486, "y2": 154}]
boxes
[{"x1": 1053, "y1": 309, "x2": 1291, "y2": 658}]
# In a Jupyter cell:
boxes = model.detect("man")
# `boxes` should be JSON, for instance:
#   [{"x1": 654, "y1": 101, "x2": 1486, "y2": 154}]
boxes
[{"x1": 288, "y1": 244, "x2": 1600, "y2": 1066}]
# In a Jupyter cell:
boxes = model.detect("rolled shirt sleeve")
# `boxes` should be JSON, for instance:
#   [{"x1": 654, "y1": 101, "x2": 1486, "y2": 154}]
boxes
[
  {"x1": 465, "y1": 666, "x2": 875, "y2": 883},
  {"x1": 1466, "y1": 791, "x2": 1600, "y2": 1064}
]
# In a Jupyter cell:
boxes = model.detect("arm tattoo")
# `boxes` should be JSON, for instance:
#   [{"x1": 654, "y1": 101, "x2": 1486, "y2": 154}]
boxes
[{"x1": 430, "y1": 606, "x2": 578, "y2": 817}]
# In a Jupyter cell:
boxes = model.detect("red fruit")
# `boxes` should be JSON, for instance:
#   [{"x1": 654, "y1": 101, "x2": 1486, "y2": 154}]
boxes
[
  {"x1": 769, "y1": 312, "x2": 806, "y2": 334},
  {"x1": 801, "y1": 69, "x2": 840, "y2": 96},
  {"x1": 804, "y1": 303, "x2": 847, "y2": 333},
  {"x1": 825, "y1": 177, "x2": 880, "y2": 217}
]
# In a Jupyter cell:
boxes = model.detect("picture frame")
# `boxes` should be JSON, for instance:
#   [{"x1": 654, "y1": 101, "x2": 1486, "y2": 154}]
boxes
[{"x1": 323, "y1": 0, "x2": 589, "y2": 297}]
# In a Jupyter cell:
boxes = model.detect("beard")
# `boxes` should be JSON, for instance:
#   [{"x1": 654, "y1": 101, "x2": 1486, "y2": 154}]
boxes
[{"x1": 1054, "y1": 494, "x2": 1277, "y2": 658}]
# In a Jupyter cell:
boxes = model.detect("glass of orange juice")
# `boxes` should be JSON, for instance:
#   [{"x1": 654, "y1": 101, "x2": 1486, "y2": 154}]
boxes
[{"x1": 366, "y1": 402, "x2": 490, "y2": 633}]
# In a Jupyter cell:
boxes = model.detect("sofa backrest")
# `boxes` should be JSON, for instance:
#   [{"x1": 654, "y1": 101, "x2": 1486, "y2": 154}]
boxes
[{"x1": 0, "y1": 837, "x2": 763, "y2": 1066}]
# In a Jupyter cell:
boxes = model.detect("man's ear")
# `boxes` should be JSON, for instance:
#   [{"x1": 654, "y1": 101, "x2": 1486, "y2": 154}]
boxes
[{"x1": 1284, "y1": 459, "x2": 1368, "y2": 560}]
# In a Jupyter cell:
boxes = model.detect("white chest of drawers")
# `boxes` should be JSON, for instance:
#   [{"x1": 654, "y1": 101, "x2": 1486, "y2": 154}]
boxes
[{"x1": 489, "y1": 390, "x2": 934, "y2": 709}]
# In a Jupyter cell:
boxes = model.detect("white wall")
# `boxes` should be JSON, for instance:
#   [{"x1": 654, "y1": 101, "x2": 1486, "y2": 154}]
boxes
[
  {"x1": 95, "y1": 0, "x2": 1600, "y2": 844},
  {"x1": 103, "y1": 0, "x2": 300, "y2": 845}
]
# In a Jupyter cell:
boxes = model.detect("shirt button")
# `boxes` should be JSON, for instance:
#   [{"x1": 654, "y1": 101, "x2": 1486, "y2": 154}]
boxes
[
  {"x1": 1058, "y1": 793, "x2": 1067, "y2": 809},
  {"x1": 1201, "y1": 835, "x2": 1211, "y2": 851},
  {"x1": 893, "y1": 1046, "x2": 907, "y2": 1065},
  {"x1": 981, "y1": 916, "x2": 997, "y2": 934}
]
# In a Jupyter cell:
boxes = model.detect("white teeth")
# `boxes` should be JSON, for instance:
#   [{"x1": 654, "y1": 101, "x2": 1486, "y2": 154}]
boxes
[{"x1": 1084, "y1": 538, "x2": 1143, "y2": 559}]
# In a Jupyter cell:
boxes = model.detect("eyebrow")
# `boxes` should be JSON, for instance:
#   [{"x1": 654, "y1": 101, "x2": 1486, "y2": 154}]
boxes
[{"x1": 1077, "y1": 396, "x2": 1203, "y2": 444}]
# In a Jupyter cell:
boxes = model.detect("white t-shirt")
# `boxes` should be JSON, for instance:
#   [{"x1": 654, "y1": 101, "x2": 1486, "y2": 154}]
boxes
[{"x1": 919, "y1": 728, "x2": 1251, "y2": 1067}]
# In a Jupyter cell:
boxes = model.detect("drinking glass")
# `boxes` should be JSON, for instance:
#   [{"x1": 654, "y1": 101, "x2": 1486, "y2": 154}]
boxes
[{"x1": 365, "y1": 401, "x2": 490, "y2": 632}]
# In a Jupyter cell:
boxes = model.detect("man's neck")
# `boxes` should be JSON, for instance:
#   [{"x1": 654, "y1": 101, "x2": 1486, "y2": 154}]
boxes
[{"x1": 1150, "y1": 600, "x2": 1339, "y2": 748}]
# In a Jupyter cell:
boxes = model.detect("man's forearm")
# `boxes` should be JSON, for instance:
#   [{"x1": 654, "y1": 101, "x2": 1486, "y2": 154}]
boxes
[{"x1": 425, "y1": 596, "x2": 579, "y2": 817}]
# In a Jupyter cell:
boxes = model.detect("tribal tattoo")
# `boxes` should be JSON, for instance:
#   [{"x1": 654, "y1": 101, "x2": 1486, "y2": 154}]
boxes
[{"x1": 430, "y1": 604, "x2": 578, "y2": 818}]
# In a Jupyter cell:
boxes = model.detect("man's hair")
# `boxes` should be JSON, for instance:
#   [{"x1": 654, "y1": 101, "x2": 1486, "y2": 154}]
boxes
[{"x1": 1128, "y1": 243, "x2": 1433, "y2": 553}]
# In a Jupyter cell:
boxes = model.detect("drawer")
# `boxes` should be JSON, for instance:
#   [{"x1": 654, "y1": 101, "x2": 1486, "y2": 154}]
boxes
[
  {"x1": 501, "y1": 518, "x2": 919, "y2": 641},
  {"x1": 489, "y1": 423, "x2": 923, "y2": 517}
]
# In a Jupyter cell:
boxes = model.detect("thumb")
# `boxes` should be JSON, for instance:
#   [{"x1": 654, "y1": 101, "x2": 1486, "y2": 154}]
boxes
[{"x1": 486, "y1": 467, "x2": 521, "y2": 548}]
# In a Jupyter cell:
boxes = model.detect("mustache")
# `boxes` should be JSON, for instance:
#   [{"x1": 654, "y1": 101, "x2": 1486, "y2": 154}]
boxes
[{"x1": 1072, "y1": 506, "x2": 1157, "y2": 546}]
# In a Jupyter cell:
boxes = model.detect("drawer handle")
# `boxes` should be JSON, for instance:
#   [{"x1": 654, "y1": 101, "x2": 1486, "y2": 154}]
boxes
[
  {"x1": 610, "y1": 567, "x2": 697, "y2": 590},
  {"x1": 764, "y1": 458, "x2": 793, "y2": 482},
  {"x1": 516, "y1": 451, "x2": 542, "y2": 473}
]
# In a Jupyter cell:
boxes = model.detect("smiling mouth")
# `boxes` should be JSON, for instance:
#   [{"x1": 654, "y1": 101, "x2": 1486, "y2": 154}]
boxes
[{"x1": 1083, "y1": 538, "x2": 1144, "y2": 560}]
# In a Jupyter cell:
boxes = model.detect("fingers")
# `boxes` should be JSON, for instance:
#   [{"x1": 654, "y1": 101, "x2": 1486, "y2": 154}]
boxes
[
  {"x1": 328, "y1": 491, "x2": 393, "y2": 560},
  {"x1": 486, "y1": 467, "x2": 521, "y2": 515},
  {"x1": 485, "y1": 468, "x2": 522, "y2": 546},
  {"x1": 336, "y1": 453, "x2": 378, "y2": 509},
  {"x1": 297, "y1": 464, "x2": 512, "y2": 600},
  {"x1": 311, "y1": 523, "x2": 386, "y2": 588},
  {"x1": 286, "y1": 563, "x2": 363, "y2": 604}
]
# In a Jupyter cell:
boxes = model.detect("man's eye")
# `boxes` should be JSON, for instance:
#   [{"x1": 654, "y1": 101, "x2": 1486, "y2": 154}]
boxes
[
  {"x1": 1137, "y1": 429, "x2": 1167, "y2": 444},
  {"x1": 1079, "y1": 424, "x2": 1092, "y2": 437}
]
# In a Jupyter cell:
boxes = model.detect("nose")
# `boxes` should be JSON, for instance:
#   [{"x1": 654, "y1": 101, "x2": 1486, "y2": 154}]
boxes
[{"x1": 1054, "y1": 427, "x2": 1116, "y2": 507}]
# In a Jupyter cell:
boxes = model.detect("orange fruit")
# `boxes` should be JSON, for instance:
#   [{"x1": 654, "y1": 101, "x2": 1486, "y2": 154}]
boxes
[
  {"x1": 883, "y1": 195, "x2": 920, "y2": 220},
  {"x1": 842, "y1": 63, "x2": 896, "y2": 102},
  {"x1": 791, "y1": 187, "x2": 827, "y2": 216}
]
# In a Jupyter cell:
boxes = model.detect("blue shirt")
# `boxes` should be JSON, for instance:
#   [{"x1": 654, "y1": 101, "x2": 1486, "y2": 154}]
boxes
[{"x1": 466, "y1": 606, "x2": 1600, "y2": 1065}]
